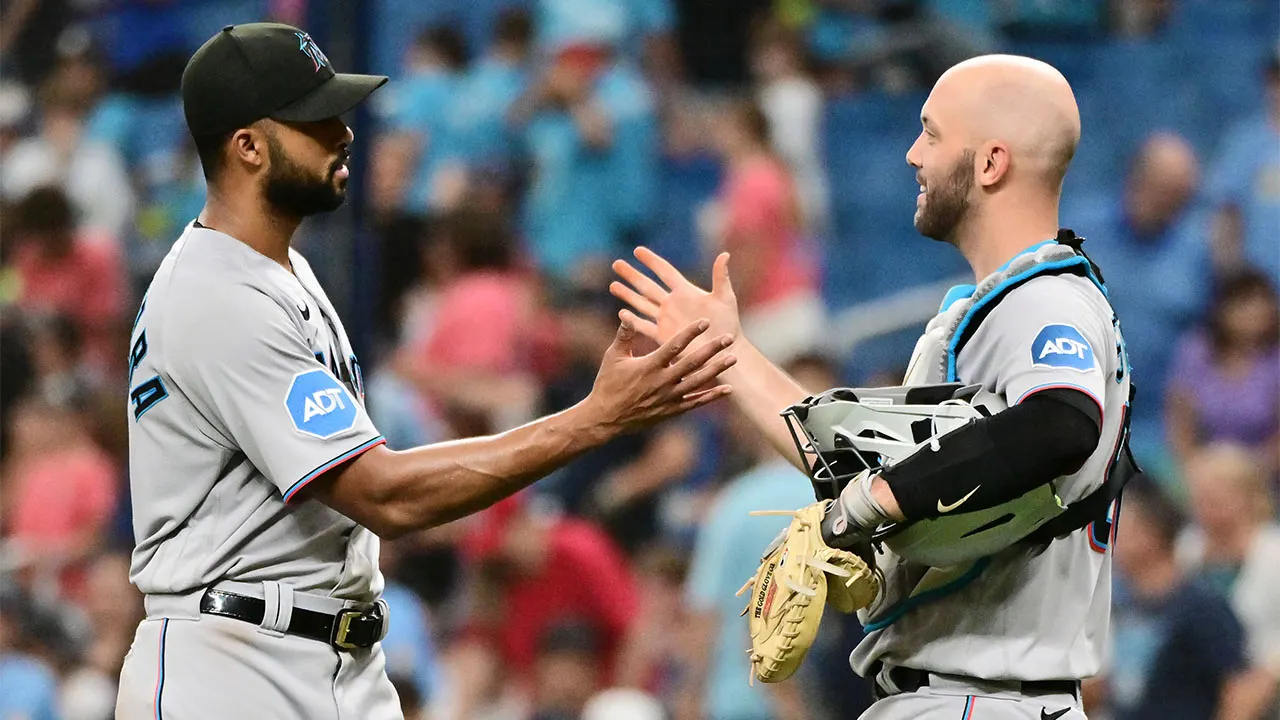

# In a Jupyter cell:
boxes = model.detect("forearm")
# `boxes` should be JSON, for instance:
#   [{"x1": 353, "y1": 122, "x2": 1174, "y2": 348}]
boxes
[
  {"x1": 721, "y1": 340, "x2": 811, "y2": 470},
  {"x1": 676, "y1": 611, "x2": 716, "y2": 706},
  {"x1": 1165, "y1": 390, "x2": 1199, "y2": 467},
  {"x1": 1210, "y1": 205, "x2": 1243, "y2": 274},
  {"x1": 599, "y1": 426, "x2": 696, "y2": 506},
  {"x1": 321, "y1": 400, "x2": 616, "y2": 536},
  {"x1": 1215, "y1": 668, "x2": 1278, "y2": 720}
]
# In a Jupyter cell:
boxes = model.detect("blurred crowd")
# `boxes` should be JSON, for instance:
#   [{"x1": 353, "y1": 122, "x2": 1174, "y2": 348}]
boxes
[{"x1": 0, "y1": 1, "x2": 1277, "y2": 719}]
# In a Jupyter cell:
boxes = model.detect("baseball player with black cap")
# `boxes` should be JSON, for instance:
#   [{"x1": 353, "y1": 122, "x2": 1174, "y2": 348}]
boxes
[{"x1": 115, "y1": 23, "x2": 737, "y2": 720}]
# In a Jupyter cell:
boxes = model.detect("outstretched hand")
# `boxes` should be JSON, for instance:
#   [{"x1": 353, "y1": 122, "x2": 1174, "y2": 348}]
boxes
[
  {"x1": 610, "y1": 247, "x2": 742, "y2": 348},
  {"x1": 585, "y1": 312, "x2": 737, "y2": 434}
]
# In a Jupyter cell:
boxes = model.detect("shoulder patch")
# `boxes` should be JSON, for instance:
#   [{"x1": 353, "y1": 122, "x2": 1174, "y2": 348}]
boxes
[
  {"x1": 285, "y1": 369, "x2": 358, "y2": 438},
  {"x1": 1031, "y1": 324, "x2": 1096, "y2": 373}
]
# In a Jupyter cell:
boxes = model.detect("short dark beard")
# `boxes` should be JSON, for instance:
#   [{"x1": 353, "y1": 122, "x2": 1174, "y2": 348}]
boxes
[
  {"x1": 262, "y1": 131, "x2": 346, "y2": 218},
  {"x1": 916, "y1": 149, "x2": 975, "y2": 244}
]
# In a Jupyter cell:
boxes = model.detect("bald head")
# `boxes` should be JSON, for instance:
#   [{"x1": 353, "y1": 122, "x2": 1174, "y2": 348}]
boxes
[{"x1": 927, "y1": 54, "x2": 1082, "y2": 192}]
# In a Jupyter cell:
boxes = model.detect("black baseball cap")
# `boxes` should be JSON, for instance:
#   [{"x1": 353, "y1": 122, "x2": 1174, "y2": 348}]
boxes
[{"x1": 182, "y1": 22, "x2": 388, "y2": 137}]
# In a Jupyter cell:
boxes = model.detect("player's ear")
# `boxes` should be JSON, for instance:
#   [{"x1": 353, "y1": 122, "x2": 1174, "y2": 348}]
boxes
[
  {"x1": 230, "y1": 124, "x2": 267, "y2": 170},
  {"x1": 976, "y1": 140, "x2": 1010, "y2": 188}
]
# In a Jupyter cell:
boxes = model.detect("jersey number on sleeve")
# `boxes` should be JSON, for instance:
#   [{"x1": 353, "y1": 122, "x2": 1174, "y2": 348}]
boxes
[{"x1": 128, "y1": 328, "x2": 168, "y2": 420}]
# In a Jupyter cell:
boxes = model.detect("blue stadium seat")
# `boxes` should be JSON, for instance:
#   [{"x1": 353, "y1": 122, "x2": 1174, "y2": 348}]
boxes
[
  {"x1": 1167, "y1": 0, "x2": 1279, "y2": 47},
  {"x1": 1005, "y1": 40, "x2": 1100, "y2": 87}
]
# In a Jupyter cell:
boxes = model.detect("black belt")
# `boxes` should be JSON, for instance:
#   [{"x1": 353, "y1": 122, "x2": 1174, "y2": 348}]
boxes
[
  {"x1": 198, "y1": 589, "x2": 384, "y2": 650},
  {"x1": 875, "y1": 666, "x2": 1080, "y2": 701}
]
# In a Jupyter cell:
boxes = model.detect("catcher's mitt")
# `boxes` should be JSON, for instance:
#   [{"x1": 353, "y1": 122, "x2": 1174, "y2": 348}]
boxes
[{"x1": 736, "y1": 501, "x2": 879, "y2": 685}]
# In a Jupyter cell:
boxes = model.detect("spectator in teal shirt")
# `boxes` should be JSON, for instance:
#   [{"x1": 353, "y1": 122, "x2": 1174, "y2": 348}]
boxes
[
  {"x1": 442, "y1": 9, "x2": 534, "y2": 179},
  {"x1": 537, "y1": 0, "x2": 674, "y2": 64},
  {"x1": 370, "y1": 27, "x2": 468, "y2": 217},
  {"x1": 517, "y1": 44, "x2": 657, "y2": 283}
]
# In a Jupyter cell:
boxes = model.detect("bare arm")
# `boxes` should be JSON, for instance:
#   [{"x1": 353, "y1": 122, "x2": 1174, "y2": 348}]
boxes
[
  {"x1": 369, "y1": 131, "x2": 421, "y2": 215},
  {"x1": 1210, "y1": 205, "x2": 1244, "y2": 276},
  {"x1": 307, "y1": 318, "x2": 735, "y2": 538},
  {"x1": 0, "y1": 0, "x2": 39, "y2": 54},
  {"x1": 1165, "y1": 386, "x2": 1200, "y2": 470},
  {"x1": 569, "y1": 100, "x2": 613, "y2": 150},
  {"x1": 1214, "y1": 667, "x2": 1278, "y2": 720},
  {"x1": 593, "y1": 422, "x2": 698, "y2": 512},
  {"x1": 671, "y1": 608, "x2": 717, "y2": 720}
]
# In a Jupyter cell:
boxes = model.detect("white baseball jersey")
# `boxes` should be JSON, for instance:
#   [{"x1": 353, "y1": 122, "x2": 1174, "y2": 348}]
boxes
[
  {"x1": 126, "y1": 223, "x2": 386, "y2": 602},
  {"x1": 853, "y1": 240, "x2": 1131, "y2": 682}
]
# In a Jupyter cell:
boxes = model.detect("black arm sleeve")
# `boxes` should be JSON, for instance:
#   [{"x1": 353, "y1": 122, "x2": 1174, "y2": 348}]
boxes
[{"x1": 881, "y1": 388, "x2": 1102, "y2": 522}]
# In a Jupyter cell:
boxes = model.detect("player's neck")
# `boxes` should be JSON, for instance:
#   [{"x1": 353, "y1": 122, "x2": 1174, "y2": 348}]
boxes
[
  {"x1": 198, "y1": 191, "x2": 301, "y2": 270},
  {"x1": 957, "y1": 199, "x2": 1061, "y2": 281}
]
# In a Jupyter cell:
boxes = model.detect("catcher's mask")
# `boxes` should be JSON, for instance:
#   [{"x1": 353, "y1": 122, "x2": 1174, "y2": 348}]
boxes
[{"x1": 781, "y1": 382, "x2": 993, "y2": 503}]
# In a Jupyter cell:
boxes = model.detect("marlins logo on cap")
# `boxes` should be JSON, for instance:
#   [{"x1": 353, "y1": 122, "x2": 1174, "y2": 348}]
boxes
[{"x1": 296, "y1": 32, "x2": 330, "y2": 72}]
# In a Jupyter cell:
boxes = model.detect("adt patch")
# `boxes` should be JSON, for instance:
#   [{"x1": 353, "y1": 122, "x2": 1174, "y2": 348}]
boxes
[
  {"x1": 286, "y1": 369, "x2": 358, "y2": 439},
  {"x1": 1031, "y1": 324, "x2": 1096, "y2": 373}
]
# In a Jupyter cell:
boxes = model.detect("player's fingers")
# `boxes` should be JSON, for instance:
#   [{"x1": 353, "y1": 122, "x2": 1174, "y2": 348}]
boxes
[
  {"x1": 620, "y1": 311, "x2": 660, "y2": 342},
  {"x1": 668, "y1": 333, "x2": 733, "y2": 378},
  {"x1": 653, "y1": 318, "x2": 711, "y2": 365},
  {"x1": 673, "y1": 384, "x2": 733, "y2": 412},
  {"x1": 609, "y1": 281, "x2": 660, "y2": 318},
  {"x1": 673, "y1": 351, "x2": 737, "y2": 396},
  {"x1": 607, "y1": 311, "x2": 638, "y2": 357},
  {"x1": 634, "y1": 246, "x2": 691, "y2": 291},
  {"x1": 612, "y1": 259, "x2": 669, "y2": 302},
  {"x1": 711, "y1": 252, "x2": 736, "y2": 300}
]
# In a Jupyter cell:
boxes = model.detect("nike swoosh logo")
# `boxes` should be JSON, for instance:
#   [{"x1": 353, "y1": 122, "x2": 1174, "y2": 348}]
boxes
[
  {"x1": 937, "y1": 485, "x2": 980, "y2": 514},
  {"x1": 298, "y1": 303, "x2": 310, "y2": 321},
  {"x1": 1041, "y1": 708, "x2": 1070, "y2": 720}
]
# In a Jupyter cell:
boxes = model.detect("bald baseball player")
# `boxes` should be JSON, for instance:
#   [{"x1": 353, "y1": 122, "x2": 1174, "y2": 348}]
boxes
[
  {"x1": 612, "y1": 55, "x2": 1135, "y2": 719},
  {"x1": 115, "y1": 23, "x2": 736, "y2": 720}
]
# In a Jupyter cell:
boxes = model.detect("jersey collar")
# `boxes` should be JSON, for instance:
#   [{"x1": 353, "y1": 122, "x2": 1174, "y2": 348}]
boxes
[{"x1": 938, "y1": 239, "x2": 1059, "y2": 312}]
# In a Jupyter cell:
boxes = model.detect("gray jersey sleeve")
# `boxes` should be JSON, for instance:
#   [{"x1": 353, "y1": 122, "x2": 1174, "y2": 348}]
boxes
[
  {"x1": 166, "y1": 285, "x2": 383, "y2": 502},
  {"x1": 960, "y1": 276, "x2": 1111, "y2": 423}
]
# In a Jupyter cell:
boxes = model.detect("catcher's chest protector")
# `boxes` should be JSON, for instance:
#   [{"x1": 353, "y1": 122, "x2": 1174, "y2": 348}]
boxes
[{"x1": 901, "y1": 233, "x2": 1138, "y2": 548}]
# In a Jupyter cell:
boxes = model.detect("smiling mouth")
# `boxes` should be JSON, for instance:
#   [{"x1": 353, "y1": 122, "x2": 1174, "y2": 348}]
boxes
[{"x1": 332, "y1": 155, "x2": 350, "y2": 180}]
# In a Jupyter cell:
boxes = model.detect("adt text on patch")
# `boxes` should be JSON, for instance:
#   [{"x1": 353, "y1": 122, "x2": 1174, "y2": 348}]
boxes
[
  {"x1": 286, "y1": 369, "x2": 358, "y2": 438},
  {"x1": 1031, "y1": 324, "x2": 1096, "y2": 372}
]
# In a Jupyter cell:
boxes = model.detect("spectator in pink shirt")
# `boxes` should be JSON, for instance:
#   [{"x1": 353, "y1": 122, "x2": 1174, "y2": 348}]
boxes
[
  {"x1": 703, "y1": 99, "x2": 824, "y2": 364},
  {"x1": 9, "y1": 187, "x2": 126, "y2": 379},
  {"x1": 2, "y1": 389, "x2": 119, "y2": 604},
  {"x1": 392, "y1": 207, "x2": 543, "y2": 432}
]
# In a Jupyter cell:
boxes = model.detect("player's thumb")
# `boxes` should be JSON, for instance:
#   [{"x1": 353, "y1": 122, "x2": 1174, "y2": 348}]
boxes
[
  {"x1": 609, "y1": 311, "x2": 637, "y2": 357},
  {"x1": 712, "y1": 252, "x2": 735, "y2": 299}
]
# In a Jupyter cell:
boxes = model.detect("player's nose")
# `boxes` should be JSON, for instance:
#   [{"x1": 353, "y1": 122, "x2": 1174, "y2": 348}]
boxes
[{"x1": 905, "y1": 135, "x2": 923, "y2": 169}]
